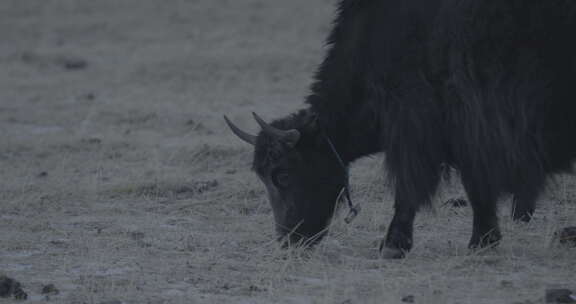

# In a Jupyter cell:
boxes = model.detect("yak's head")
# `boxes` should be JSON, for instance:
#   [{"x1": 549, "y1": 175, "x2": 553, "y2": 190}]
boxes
[{"x1": 225, "y1": 112, "x2": 347, "y2": 247}]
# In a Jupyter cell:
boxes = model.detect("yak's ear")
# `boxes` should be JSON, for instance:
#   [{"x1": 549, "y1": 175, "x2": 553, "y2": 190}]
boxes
[{"x1": 252, "y1": 112, "x2": 301, "y2": 148}]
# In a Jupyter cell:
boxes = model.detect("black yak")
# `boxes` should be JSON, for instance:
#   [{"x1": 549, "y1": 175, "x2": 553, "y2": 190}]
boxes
[{"x1": 225, "y1": 0, "x2": 576, "y2": 258}]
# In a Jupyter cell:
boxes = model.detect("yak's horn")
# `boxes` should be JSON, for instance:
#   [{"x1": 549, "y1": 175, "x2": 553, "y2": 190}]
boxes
[{"x1": 224, "y1": 115, "x2": 257, "y2": 145}]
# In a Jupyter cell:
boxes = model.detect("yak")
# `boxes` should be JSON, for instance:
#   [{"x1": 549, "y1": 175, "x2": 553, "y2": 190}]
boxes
[{"x1": 224, "y1": 0, "x2": 576, "y2": 258}]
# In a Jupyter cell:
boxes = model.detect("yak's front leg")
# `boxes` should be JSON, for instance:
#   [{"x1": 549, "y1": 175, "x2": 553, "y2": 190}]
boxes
[
  {"x1": 380, "y1": 201, "x2": 416, "y2": 259},
  {"x1": 380, "y1": 170, "x2": 439, "y2": 259},
  {"x1": 511, "y1": 171, "x2": 545, "y2": 222}
]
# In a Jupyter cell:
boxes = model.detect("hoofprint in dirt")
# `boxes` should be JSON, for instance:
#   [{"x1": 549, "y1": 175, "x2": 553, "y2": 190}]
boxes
[{"x1": 0, "y1": 1, "x2": 574, "y2": 303}]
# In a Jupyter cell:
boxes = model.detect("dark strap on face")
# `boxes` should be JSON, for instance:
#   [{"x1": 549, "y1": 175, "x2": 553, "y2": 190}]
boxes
[{"x1": 321, "y1": 132, "x2": 361, "y2": 224}]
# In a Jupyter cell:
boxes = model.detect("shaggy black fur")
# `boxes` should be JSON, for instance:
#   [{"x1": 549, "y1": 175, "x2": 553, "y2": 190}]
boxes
[{"x1": 238, "y1": 0, "x2": 576, "y2": 256}]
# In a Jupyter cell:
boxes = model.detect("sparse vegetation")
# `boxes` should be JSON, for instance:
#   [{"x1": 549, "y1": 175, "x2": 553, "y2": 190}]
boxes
[{"x1": 0, "y1": 1, "x2": 574, "y2": 303}]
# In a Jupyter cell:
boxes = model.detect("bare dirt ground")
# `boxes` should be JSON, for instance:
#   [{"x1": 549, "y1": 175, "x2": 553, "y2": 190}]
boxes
[{"x1": 0, "y1": 1, "x2": 575, "y2": 303}]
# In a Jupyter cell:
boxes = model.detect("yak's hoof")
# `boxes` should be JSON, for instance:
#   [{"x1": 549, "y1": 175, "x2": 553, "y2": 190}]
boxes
[
  {"x1": 380, "y1": 229, "x2": 412, "y2": 259},
  {"x1": 512, "y1": 210, "x2": 534, "y2": 223},
  {"x1": 379, "y1": 246, "x2": 406, "y2": 259},
  {"x1": 468, "y1": 229, "x2": 502, "y2": 250}
]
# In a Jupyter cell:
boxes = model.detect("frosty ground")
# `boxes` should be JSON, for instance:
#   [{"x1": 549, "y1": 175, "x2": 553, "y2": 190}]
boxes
[{"x1": 0, "y1": 1, "x2": 574, "y2": 303}]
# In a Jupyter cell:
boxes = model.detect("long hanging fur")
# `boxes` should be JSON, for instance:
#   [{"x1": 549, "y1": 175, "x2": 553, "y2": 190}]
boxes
[{"x1": 301, "y1": 0, "x2": 576, "y2": 210}]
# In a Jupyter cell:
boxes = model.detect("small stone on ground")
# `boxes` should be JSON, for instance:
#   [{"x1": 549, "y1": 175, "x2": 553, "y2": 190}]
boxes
[
  {"x1": 0, "y1": 275, "x2": 28, "y2": 300},
  {"x1": 546, "y1": 289, "x2": 576, "y2": 303},
  {"x1": 41, "y1": 283, "x2": 60, "y2": 295},
  {"x1": 556, "y1": 227, "x2": 576, "y2": 247}
]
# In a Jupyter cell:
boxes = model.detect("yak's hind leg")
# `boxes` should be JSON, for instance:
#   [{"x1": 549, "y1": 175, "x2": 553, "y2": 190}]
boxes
[
  {"x1": 511, "y1": 190, "x2": 537, "y2": 223},
  {"x1": 511, "y1": 168, "x2": 545, "y2": 222},
  {"x1": 461, "y1": 174, "x2": 502, "y2": 249}
]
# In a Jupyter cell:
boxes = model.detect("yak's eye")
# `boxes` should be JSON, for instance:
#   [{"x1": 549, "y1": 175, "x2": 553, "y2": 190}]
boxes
[{"x1": 272, "y1": 170, "x2": 290, "y2": 188}]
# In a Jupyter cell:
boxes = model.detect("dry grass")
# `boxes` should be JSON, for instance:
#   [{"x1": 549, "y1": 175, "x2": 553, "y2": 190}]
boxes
[{"x1": 0, "y1": 1, "x2": 575, "y2": 303}]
